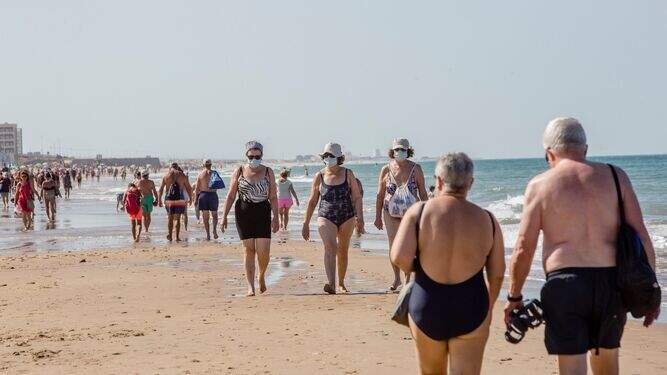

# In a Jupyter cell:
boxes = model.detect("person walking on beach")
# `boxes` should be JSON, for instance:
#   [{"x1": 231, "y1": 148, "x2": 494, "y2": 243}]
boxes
[
  {"x1": 176, "y1": 165, "x2": 194, "y2": 232},
  {"x1": 15, "y1": 170, "x2": 39, "y2": 231},
  {"x1": 63, "y1": 170, "x2": 73, "y2": 200},
  {"x1": 505, "y1": 118, "x2": 659, "y2": 375},
  {"x1": 41, "y1": 172, "x2": 58, "y2": 222},
  {"x1": 76, "y1": 168, "x2": 82, "y2": 188},
  {"x1": 276, "y1": 169, "x2": 299, "y2": 231},
  {"x1": 0, "y1": 172, "x2": 11, "y2": 209},
  {"x1": 302, "y1": 142, "x2": 365, "y2": 294},
  {"x1": 391, "y1": 152, "x2": 505, "y2": 374},
  {"x1": 158, "y1": 163, "x2": 193, "y2": 242},
  {"x1": 195, "y1": 159, "x2": 220, "y2": 240},
  {"x1": 124, "y1": 182, "x2": 143, "y2": 242},
  {"x1": 221, "y1": 141, "x2": 280, "y2": 296},
  {"x1": 375, "y1": 138, "x2": 428, "y2": 291},
  {"x1": 137, "y1": 171, "x2": 158, "y2": 233}
]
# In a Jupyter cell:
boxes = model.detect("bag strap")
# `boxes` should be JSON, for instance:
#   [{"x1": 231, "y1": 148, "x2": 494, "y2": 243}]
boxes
[{"x1": 607, "y1": 164, "x2": 626, "y2": 223}]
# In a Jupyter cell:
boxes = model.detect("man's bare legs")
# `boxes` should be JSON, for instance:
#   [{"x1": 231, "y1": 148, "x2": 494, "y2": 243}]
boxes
[
  {"x1": 589, "y1": 348, "x2": 619, "y2": 375},
  {"x1": 335, "y1": 218, "x2": 355, "y2": 293},
  {"x1": 167, "y1": 214, "x2": 174, "y2": 241},
  {"x1": 255, "y1": 238, "x2": 270, "y2": 294},
  {"x1": 202, "y1": 210, "x2": 211, "y2": 240},
  {"x1": 143, "y1": 212, "x2": 151, "y2": 233},
  {"x1": 201, "y1": 211, "x2": 219, "y2": 240},
  {"x1": 211, "y1": 211, "x2": 219, "y2": 239},
  {"x1": 243, "y1": 239, "x2": 257, "y2": 296},
  {"x1": 174, "y1": 213, "x2": 182, "y2": 241}
]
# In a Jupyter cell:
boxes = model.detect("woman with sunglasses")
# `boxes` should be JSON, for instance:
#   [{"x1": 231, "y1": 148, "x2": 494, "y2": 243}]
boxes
[
  {"x1": 302, "y1": 142, "x2": 365, "y2": 294},
  {"x1": 222, "y1": 141, "x2": 280, "y2": 296},
  {"x1": 375, "y1": 138, "x2": 428, "y2": 291},
  {"x1": 15, "y1": 170, "x2": 39, "y2": 231}
]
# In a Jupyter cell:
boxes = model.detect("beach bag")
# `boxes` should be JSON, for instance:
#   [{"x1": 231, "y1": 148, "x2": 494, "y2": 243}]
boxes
[
  {"x1": 125, "y1": 189, "x2": 141, "y2": 215},
  {"x1": 386, "y1": 165, "x2": 418, "y2": 218},
  {"x1": 608, "y1": 165, "x2": 661, "y2": 318},
  {"x1": 391, "y1": 202, "x2": 426, "y2": 327},
  {"x1": 208, "y1": 170, "x2": 226, "y2": 190}
]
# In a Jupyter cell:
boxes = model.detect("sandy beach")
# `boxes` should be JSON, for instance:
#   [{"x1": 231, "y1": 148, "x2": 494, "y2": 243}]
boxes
[{"x1": 1, "y1": 239, "x2": 665, "y2": 374}]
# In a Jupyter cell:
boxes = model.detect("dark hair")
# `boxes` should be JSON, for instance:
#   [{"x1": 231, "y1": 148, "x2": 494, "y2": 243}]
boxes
[
  {"x1": 337, "y1": 155, "x2": 345, "y2": 165},
  {"x1": 388, "y1": 148, "x2": 415, "y2": 159},
  {"x1": 280, "y1": 170, "x2": 289, "y2": 178},
  {"x1": 128, "y1": 183, "x2": 136, "y2": 188}
]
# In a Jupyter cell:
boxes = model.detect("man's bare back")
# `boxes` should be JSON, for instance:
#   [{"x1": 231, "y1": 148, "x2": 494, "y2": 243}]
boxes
[
  {"x1": 137, "y1": 178, "x2": 156, "y2": 197},
  {"x1": 196, "y1": 170, "x2": 212, "y2": 193},
  {"x1": 525, "y1": 159, "x2": 621, "y2": 272}
]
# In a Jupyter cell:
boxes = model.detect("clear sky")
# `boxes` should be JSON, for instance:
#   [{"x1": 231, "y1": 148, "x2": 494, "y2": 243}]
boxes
[{"x1": 2, "y1": 1, "x2": 666, "y2": 160}]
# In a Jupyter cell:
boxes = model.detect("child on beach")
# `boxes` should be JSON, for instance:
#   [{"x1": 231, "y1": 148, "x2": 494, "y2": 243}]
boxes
[{"x1": 124, "y1": 183, "x2": 143, "y2": 242}]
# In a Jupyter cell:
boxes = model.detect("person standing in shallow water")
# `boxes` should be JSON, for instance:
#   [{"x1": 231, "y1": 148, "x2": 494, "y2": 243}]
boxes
[
  {"x1": 302, "y1": 142, "x2": 365, "y2": 294},
  {"x1": 195, "y1": 159, "x2": 220, "y2": 240},
  {"x1": 375, "y1": 138, "x2": 428, "y2": 291},
  {"x1": 221, "y1": 141, "x2": 279, "y2": 296},
  {"x1": 158, "y1": 163, "x2": 193, "y2": 242},
  {"x1": 276, "y1": 169, "x2": 299, "y2": 231},
  {"x1": 137, "y1": 171, "x2": 157, "y2": 234}
]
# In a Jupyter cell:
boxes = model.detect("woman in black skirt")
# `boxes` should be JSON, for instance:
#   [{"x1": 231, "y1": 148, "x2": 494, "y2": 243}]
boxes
[{"x1": 222, "y1": 141, "x2": 279, "y2": 296}]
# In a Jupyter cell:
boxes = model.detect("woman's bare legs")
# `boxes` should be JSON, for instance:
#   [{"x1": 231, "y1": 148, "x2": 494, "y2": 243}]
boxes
[
  {"x1": 335, "y1": 218, "x2": 355, "y2": 293},
  {"x1": 317, "y1": 218, "x2": 339, "y2": 294},
  {"x1": 409, "y1": 315, "x2": 448, "y2": 374},
  {"x1": 242, "y1": 239, "x2": 257, "y2": 296},
  {"x1": 384, "y1": 211, "x2": 407, "y2": 290},
  {"x1": 255, "y1": 238, "x2": 271, "y2": 294}
]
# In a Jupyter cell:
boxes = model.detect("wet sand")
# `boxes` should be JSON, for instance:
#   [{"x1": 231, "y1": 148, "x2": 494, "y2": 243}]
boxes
[{"x1": 0, "y1": 239, "x2": 665, "y2": 374}]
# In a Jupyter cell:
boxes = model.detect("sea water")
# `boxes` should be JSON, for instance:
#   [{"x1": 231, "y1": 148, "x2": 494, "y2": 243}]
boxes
[{"x1": 1, "y1": 154, "x2": 665, "y2": 317}]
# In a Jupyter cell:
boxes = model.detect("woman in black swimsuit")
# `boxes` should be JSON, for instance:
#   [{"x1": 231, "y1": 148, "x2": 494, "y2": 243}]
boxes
[
  {"x1": 222, "y1": 141, "x2": 279, "y2": 296},
  {"x1": 302, "y1": 142, "x2": 364, "y2": 294},
  {"x1": 390, "y1": 153, "x2": 505, "y2": 374}
]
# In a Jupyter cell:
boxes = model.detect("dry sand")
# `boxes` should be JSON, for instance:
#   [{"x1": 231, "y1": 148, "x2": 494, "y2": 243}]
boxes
[{"x1": 0, "y1": 238, "x2": 665, "y2": 374}]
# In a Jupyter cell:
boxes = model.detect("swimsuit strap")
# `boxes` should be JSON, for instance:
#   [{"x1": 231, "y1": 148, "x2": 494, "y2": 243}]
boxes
[{"x1": 414, "y1": 201, "x2": 427, "y2": 259}]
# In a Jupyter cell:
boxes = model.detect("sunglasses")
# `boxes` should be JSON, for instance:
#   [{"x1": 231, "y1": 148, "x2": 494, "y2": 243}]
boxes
[
  {"x1": 247, "y1": 155, "x2": 262, "y2": 160},
  {"x1": 393, "y1": 148, "x2": 407, "y2": 152},
  {"x1": 321, "y1": 153, "x2": 336, "y2": 159}
]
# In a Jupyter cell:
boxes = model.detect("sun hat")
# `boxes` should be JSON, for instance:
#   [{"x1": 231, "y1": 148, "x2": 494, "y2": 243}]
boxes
[
  {"x1": 245, "y1": 141, "x2": 263, "y2": 153},
  {"x1": 391, "y1": 138, "x2": 412, "y2": 150},
  {"x1": 319, "y1": 142, "x2": 343, "y2": 158}
]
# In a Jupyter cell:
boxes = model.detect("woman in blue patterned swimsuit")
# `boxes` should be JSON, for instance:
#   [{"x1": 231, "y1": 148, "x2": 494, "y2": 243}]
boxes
[{"x1": 302, "y1": 142, "x2": 365, "y2": 294}]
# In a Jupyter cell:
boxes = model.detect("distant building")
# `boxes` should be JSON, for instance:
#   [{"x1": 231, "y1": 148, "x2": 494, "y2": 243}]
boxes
[
  {"x1": 373, "y1": 148, "x2": 381, "y2": 158},
  {"x1": 0, "y1": 122, "x2": 23, "y2": 165},
  {"x1": 72, "y1": 155, "x2": 161, "y2": 168}
]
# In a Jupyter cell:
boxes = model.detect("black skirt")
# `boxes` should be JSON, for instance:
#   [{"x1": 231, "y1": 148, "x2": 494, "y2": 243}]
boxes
[{"x1": 235, "y1": 199, "x2": 271, "y2": 240}]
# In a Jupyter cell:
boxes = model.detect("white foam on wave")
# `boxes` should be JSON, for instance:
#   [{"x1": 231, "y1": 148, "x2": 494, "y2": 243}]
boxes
[
  {"x1": 485, "y1": 194, "x2": 524, "y2": 222},
  {"x1": 289, "y1": 175, "x2": 314, "y2": 183}
]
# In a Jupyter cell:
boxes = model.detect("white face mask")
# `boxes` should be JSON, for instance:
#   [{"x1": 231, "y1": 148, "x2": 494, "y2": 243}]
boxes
[
  {"x1": 248, "y1": 158, "x2": 262, "y2": 168},
  {"x1": 323, "y1": 157, "x2": 338, "y2": 167},
  {"x1": 394, "y1": 150, "x2": 408, "y2": 161}
]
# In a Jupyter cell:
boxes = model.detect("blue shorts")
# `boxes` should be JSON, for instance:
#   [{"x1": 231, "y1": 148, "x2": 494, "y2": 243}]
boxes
[{"x1": 197, "y1": 191, "x2": 219, "y2": 211}]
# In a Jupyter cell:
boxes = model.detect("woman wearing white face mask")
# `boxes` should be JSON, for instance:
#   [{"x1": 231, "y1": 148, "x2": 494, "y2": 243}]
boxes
[
  {"x1": 222, "y1": 141, "x2": 280, "y2": 296},
  {"x1": 375, "y1": 138, "x2": 428, "y2": 291},
  {"x1": 302, "y1": 142, "x2": 365, "y2": 294}
]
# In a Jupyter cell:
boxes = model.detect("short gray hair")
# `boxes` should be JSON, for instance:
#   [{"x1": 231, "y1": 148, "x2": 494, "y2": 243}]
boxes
[
  {"x1": 435, "y1": 152, "x2": 474, "y2": 193},
  {"x1": 542, "y1": 117, "x2": 587, "y2": 152}
]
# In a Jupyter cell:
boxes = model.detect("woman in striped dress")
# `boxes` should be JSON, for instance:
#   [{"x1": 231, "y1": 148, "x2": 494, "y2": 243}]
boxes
[{"x1": 222, "y1": 141, "x2": 280, "y2": 296}]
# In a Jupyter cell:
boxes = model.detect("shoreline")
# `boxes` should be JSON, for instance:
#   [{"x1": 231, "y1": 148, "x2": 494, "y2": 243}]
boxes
[{"x1": 1, "y1": 240, "x2": 665, "y2": 374}]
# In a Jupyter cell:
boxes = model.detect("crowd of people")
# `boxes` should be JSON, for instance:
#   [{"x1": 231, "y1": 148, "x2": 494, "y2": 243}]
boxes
[{"x1": 2, "y1": 117, "x2": 661, "y2": 374}]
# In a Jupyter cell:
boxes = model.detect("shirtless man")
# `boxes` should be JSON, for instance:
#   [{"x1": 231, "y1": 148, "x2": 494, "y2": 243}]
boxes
[
  {"x1": 137, "y1": 171, "x2": 158, "y2": 233},
  {"x1": 505, "y1": 117, "x2": 659, "y2": 375},
  {"x1": 158, "y1": 163, "x2": 193, "y2": 242},
  {"x1": 195, "y1": 159, "x2": 219, "y2": 240}
]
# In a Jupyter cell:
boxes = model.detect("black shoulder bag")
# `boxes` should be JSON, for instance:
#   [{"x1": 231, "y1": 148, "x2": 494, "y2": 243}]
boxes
[{"x1": 608, "y1": 164, "x2": 661, "y2": 318}]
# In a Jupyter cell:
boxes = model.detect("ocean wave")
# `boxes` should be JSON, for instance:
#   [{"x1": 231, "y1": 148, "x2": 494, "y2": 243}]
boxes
[
  {"x1": 289, "y1": 175, "x2": 314, "y2": 183},
  {"x1": 485, "y1": 194, "x2": 524, "y2": 221}
]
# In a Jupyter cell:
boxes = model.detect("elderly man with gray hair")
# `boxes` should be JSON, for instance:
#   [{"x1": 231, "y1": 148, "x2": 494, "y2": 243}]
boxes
[
  {"x1": 391, "y1": 152, "x2": 505, "y2": 374},
  {"x1": 505, "y1": 117, "x2": 659, "y2": 375}
]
